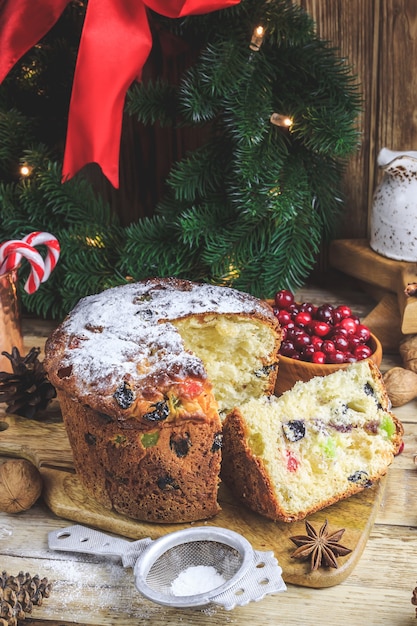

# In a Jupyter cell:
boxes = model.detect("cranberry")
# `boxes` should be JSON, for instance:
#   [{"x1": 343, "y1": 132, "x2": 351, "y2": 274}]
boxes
[
  {"x1": 338, "y1": 317, "x2": 357, "y2": 334},
  {"x1": 277, "y1": 309, "x2": 292, "y2": 326},
  {"x1": 331, "y1": 309, "x2": 343, "y2": 324},
  {"x1": 299, "y1": 302, "x2": 316, "y2": 315},
  {"x1": 355, "y1": 324, "x2": 371, "y2": 343},
  {"x1": 316, "y1": 304, "x2": 334, "y2": 323},
  {"x1": 344, "y1": 352, "x2": 357, "y2": 363},
  {"x1": 301, "y1": 345, "x2": 315, "y2": 361},
  {"x1": 333, "y1": 334, "x2": 350, "y2": 352},
  {"x1": 348, "y1": 335, "x2": 362, "y2": 351},
  {"x1": 288, "y1": 303, "x2": 300, "y2": 317},
  {"x1": 280, "y1": 340, "x2": 297, "y2": 357},
  {"x1": 294, "y1": 331, "x2": 311, "y2": 350},
  {"x1": 294, "y1": 311, "x2": 312, "y2": 327},
  {"x1": 327, "y1": 350, "x2": 345, "y2": 364},
  {"x1": 322, "y1": 339, "x2": 336, "y2": 355},
  {"x1": 275, "y1": 289, "x2": 294, "y2": 309},
  {"x1": 311, "y1": 335, "x2": 323, "y2": 350},
  {"x1": 353, "y1": 345, "x2": 372, "y2": 360},
  {"x1": 335, "y1": 304, "x2": 352, "y2": 319},
  {"x1": 312, "y1": 351, "x2": 326, "y2": 364},
  {"x1": 309, "y1": 320, "x2": 330, "y2": 337},
  {"x1": 328, "y1": 326, "x2": 349, "y2": 338}
]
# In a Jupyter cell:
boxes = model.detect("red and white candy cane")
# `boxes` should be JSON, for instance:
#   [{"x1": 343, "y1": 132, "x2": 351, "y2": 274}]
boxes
[
  {"x1": 0, "y1": 240, "x2": 45, "y2": 294},
  {"x1": 22, "y1": 231, "x2": 60, "y2": 282}
]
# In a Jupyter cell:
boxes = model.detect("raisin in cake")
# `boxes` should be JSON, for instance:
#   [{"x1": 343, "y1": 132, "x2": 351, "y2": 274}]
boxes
[
  {"x1": 221, "y1": 360, "x2": 403, "y2": 523},
  {"x1": 44, "y1": 277, "x2": 280, "y2": 523}
]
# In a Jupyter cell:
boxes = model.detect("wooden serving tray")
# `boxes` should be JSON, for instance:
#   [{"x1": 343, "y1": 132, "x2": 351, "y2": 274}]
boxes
[{"x1": 0, "y1": 413, "x2": 386, "y2": 589}]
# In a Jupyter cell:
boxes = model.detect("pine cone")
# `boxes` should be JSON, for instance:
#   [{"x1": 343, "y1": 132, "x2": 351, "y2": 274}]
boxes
[
  {"x1": 0, "y1": 571, "x2": 52, "y2": 625},
  {"x1": 0, "y1": 347, "x2": 56, "y2": 419}
]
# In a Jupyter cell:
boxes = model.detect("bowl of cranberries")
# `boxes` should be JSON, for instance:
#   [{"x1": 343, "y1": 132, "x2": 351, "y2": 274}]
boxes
[{"x1": 272, "y1": 289, "x2": 382, "y2": 395}]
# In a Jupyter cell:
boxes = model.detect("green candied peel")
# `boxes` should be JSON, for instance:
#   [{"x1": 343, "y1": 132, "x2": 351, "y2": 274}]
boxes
[
  {"x1": 141, "y1": 431, "x2": 160, "y2": 448},
  {"x1": 112, "y1": 434, "x2": 127, "y2": 446},
  {"x1": 380, "y1": 414, "x2": 396, "y2": 438},
  {"x1": 320, "y1": 436, "x2": 337, "y2": 459}
]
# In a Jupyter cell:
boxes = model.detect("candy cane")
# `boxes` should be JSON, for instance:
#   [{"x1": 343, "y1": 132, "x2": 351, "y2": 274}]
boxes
[
  {"x1": 22, "y1": 231, "x2": 60, "y2": 282},
  {"x1": 0, "y1": 240, "x2": 45, "y2": 294}
]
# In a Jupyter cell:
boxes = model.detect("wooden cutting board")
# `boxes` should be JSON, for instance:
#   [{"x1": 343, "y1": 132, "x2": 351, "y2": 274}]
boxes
[{"x1": 0, "y1": 413, "x2": 386, "y2": 589}]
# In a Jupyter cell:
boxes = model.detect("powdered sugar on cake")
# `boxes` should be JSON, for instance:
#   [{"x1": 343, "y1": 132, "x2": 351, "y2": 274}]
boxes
[{"x1": 51, "y1": 278, "x2": 274, "y2": 400}]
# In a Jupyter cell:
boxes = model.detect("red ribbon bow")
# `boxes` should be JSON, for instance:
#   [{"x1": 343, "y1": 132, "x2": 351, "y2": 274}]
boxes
[{"x1": 0, "y1": 0, "x2": 240, "y2": 188}]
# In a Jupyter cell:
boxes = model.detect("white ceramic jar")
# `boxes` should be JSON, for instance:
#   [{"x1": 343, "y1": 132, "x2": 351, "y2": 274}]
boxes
[{"x1": 370, "y1": 147, "x2": 417, "y2": 261}]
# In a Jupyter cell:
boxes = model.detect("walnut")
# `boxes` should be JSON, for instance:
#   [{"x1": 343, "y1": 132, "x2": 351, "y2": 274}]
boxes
[
  {"x1": 399, "y1": 335, "x2": 417, "y2": 373},
  {"x1": 383, "y1": 367, "x2": 417, "y2": 407},
  {"x1": 0, "y1": 459, "x2": 43, "y2": 513}
]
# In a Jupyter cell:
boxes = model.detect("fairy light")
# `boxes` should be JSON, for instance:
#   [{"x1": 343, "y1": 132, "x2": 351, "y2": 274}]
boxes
[
  {"x1": 19, "y1": 164, "x2": 32, "y2": 177},
  {"x1": 249, "y1": 25, "x2": 266, "y2": 51},
  {"x1": 270, "y1": 113, "x2": 293, "y2": 129}
]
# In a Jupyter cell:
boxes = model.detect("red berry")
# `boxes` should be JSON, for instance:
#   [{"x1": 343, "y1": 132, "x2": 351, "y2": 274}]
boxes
[
  {"x1": 338, "y1": 317, "x2": 357, "y2": 334},
  {"x1": 316, "y1": 304, "x2": 334, "y2": 323},
  {"x1": 333, "y1": 334, "x2": 350, "y2": 352},
  {"x1": 280, "y1": 340, "x2": 297, "y2": 357},
  {"x1": 299, "y1": 302, "x2": 316, "y2": 315},
  {"x1": 275, "y1": 289, "x2": 294, "y2": 309},
  {"x1": 294, "y1": 331, "x2": 311, "y2": 350},
  {"x1": 309, "y1": 320, "x2": 331, "y2": 337},
  {"x1": 311, "y1": 335, "x2": 323, "y2": 350},
  {"x1": 312, "y1": 351, "x2": 326, "y2": 364},
  {"x1": 277, "y1": 309, "x2": 292, "y2": 326},
  {"x1": 353, "y1": 345, "x2": 372, "y2": 360},
  {"x1": 327, "y1": 350, "x2": 345, "y2": 364},
  {"x1": 301, "y1": 345, "x2": 315, "y2": 361},
  {"x1": 322, "y1": 339, "x2": 336, "y2": 355},
  {"x1": 335, "y1": 304, "x2": 352, "y2": 319},
  {"x1": 355, "y1": 324, "x2": 371, "y2": 343},
  {"x1": 294, "y1": 311, "x2": 312, "y2": 327}
]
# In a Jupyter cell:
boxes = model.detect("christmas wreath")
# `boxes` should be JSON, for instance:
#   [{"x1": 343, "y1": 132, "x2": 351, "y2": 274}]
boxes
[{"x1": 0, "y1": 0, "x2": 361, "y2": 320}]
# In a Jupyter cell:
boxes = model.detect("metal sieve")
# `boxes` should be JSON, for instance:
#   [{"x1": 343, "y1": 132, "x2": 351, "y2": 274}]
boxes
[{"x1": 48, "y1": 524, "x2": 286, "y2": 610}]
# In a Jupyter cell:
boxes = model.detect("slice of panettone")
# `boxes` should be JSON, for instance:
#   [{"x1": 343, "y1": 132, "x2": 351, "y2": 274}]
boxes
[{"x1": 221, "y1": 359, "x2": 404, "y2": 522}]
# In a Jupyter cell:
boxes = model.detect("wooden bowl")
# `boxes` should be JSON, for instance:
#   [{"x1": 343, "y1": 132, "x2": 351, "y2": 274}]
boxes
[{"x1": 275, "y1": 332, "x2": 383, "y2": 395}]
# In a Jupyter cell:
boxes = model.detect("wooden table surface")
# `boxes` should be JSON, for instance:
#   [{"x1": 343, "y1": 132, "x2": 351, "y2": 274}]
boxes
[{"x1": 1, "y1": 280, "x2": 417, "y2": 626}]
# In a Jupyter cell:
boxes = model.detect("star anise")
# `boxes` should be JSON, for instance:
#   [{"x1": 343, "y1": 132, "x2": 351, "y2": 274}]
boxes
[{"x1": 290, "y1": 519, "x2": 352, "y2": 571}]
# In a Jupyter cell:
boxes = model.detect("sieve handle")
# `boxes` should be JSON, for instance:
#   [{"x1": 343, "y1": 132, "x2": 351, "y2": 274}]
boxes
[{"x1": 48, "y1": 524, "x2": 152, "y2": 568}]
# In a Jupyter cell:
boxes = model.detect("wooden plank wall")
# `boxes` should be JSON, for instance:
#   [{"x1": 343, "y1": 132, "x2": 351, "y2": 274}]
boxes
[
  {"x1": 296, "y1": 0, "x2": 417, "y2": 239},
  {"x1": 88, "y1": 1, "x2": 417, "y2": 241}
]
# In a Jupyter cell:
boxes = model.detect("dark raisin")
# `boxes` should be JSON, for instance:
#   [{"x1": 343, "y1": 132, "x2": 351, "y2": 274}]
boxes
[
  {"x1": 282, "y1": 420, "x2": 305, "y2": 442},
  {"x1": 329, "y1": 420, "x2": 352, "y2": 433},
  {"x1": 348, "y1": 470, "x2": 372, "y2": 487},
  {"x1": 170, "y1": 433, "x2": 191, "y2": 458},
  {"x1": 365, "y1": 420, "x2": 379, "y2": 434},
  {"x1": 254, "y1": 363, "x2": 278, "y2": 378},
  {"x1": 143, "y1": 400, "x2": 169, "y2": 422},
  {"x1": 85, "y1": 432, "x2": 96, "y2": 446},
  {"x1": 157, "y1": 475, "x2": 180, "y2": 491},
  {"x1": 211, "y1": 432, "x2": 223, "y2": 452},
  {"x1": 364, "y1": 382, "x2": 375, "y2": 397},
  {"x1": 57, "y1": 365, "x2": 72, "y2": 379},
  {"x1": 113, "y1": 382, "x2": 134, "y2": 409},
  {"x1": 98, "y1": 412, "x2": 114, "y2": 424},
  {"x1": 135, "y1": 309, "x2": 154, "y2": 321}
]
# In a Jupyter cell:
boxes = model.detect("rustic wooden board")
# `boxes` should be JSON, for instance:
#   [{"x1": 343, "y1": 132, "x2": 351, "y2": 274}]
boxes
[
  {"x1": 0, "y1": 414, "x2": 387, "y2": 589},
  {"x1": 329, "y1": 239, "x2": 417, "y2": 334}
]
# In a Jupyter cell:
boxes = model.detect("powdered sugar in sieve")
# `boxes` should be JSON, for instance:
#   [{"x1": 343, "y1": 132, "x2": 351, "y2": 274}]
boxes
[{"x1": 48, "y1": 524, "x2": 286, "y2": 610}]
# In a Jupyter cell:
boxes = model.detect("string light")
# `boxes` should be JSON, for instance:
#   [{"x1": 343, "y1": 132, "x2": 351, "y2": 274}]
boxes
[
  {"x1": 249, "y1": 25, "x2": 266, "y2": 51},
  {"x1": 19, "y1": 164, "x2": 32, "y2": 177},
  {"x1": 270, "y1": 113, "x2": 293, "y2": 129}
]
